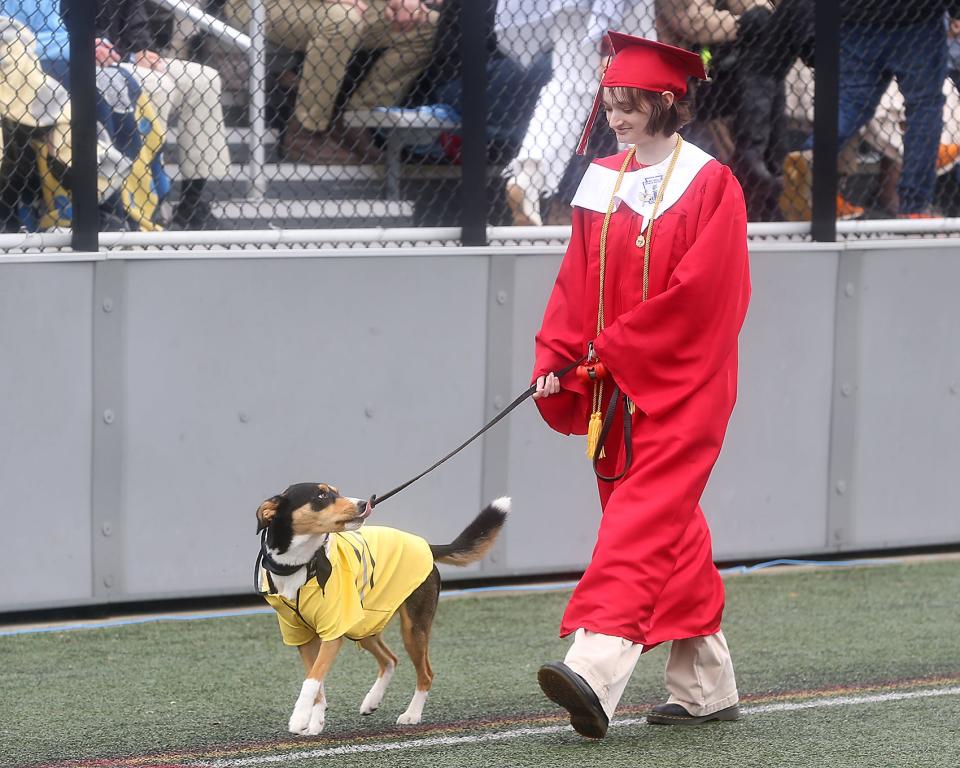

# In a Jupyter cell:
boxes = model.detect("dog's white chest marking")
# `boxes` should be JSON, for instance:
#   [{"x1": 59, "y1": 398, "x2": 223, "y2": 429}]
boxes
[
  {"x1": 270, "y1": 569, "x2": 308, "y2": 601},
  {"x1": 265, "y1": 534, "x2": 330, "y2": 600}
]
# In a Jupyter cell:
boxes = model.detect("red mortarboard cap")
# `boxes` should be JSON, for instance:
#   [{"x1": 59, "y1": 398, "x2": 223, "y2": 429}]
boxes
[{"x1": 576, "y1": 32, "x2": 708, "y2": 155}]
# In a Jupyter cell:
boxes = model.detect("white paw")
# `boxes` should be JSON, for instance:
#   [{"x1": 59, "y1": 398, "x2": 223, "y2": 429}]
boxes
[
  {"x1": 396, "y1": 689, "x2": 428, "y2": 725},
  {"x1": 360, "y1": 693, "x2": 381, "y2": 715},
  {"x1": 360, "y1": 666, "x2": 394, "y2": 715},
  {"x1": 305, "y1": 702, "x2": 326, "y2": 735},
  {"x1": 289, "y1": 679, "x2": 322, "y2": 735},
  {"x1": 396, "y1": 710, "x2": 422, "y2": 725},
  {"x1": 288, "y1": 704, "x2": 311, "y2": 735}
]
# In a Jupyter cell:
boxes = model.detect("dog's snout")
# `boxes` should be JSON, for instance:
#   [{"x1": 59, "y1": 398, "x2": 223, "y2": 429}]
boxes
[{"x1": 348, "y1": 497, "x2": 372, "y2": 525}]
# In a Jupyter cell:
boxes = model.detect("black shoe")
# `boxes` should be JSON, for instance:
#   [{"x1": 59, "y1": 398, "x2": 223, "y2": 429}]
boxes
[
  {"x1": 646, "y1": 702, "x2": 740, "y2": 726},
  {"x1": 171, "y1": 199, "x2": 217, "y2": 230},
  {"x1": 537, "y1": 662, "x2": 609, "y2": 739}
]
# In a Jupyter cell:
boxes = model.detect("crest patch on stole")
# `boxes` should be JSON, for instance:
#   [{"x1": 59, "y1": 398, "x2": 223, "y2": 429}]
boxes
[{"x1": 641, "y1": 174, "x2": 664, "y2": 204}]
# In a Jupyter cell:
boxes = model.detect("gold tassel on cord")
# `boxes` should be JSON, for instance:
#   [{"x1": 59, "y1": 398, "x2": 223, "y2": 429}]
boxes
[
  {"x1": 586, "y1": 410, "x2": 605, "y2": 459},
  {"x1": 586, "y1": 378, "x2": 606, "y2": 459}
]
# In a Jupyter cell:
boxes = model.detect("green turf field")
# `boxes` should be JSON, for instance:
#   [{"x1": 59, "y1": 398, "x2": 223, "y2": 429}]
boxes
[{"x1": 2, "y1": 558, "x2": 959, "y2": 768}]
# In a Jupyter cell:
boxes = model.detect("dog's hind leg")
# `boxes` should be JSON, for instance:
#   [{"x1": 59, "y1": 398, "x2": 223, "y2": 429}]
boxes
[
  {"x1": 396, "y1": 568, "x2": 440, "y2": 725},
  {"x1": 358, "y1": 634, "x2": 399, "y2": 715}
]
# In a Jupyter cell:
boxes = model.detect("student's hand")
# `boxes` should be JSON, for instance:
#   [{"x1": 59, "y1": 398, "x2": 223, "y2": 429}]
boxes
[
  {"x1": 533, "y1": 373, "x2": 560, "y2": 400},
  {"x1": 386, "y1": 0, "x2": 433, "y2": 32},
  {"x1": 133, "y1": 50, "x2": 166, "y2": 71},
  {"x1": 94, "y1": 38, "x2": 121, "y2": 67}
]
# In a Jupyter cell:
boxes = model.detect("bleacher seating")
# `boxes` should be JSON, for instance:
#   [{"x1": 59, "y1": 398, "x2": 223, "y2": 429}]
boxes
[{"x1": 153, "y1": 7, "x2": 466, "y2": 230}]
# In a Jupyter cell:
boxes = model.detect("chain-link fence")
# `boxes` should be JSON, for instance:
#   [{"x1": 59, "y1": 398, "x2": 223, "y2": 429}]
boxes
[
  {"x1": 3, "y1": 0, "x2": 960, "y2": 243},
  {"x1": 775, "y1": 0, "x2": 960, "y2": 224},
  {"x1": 1, "y1": 14, "x2": 74, "y2": 234}
]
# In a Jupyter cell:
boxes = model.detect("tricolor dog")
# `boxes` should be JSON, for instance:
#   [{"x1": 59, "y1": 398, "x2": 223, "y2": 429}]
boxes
[{"x1": 255, "y1": 483, "x2": 508, "y2": 735}]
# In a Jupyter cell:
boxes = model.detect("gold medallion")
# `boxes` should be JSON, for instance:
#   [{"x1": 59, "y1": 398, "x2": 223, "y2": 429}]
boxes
[{"x1": 635, "y1": 234, "x2": 645, "y2": 248}]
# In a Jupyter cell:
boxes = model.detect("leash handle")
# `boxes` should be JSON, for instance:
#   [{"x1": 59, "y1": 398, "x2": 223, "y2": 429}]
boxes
[{"x1": 370, "y1": 354, "x2": 587, "y2": 508}]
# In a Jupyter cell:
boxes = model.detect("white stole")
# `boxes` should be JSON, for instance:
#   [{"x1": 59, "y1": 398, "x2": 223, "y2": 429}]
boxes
[{"x1": 570, "y1": 140, "x2": 714, "y2": 221}]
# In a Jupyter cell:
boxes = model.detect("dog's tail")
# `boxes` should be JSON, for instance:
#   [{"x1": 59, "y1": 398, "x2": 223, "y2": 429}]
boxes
[{"x1": 430, "y1": 497, "x2": 509, "y2": 566}]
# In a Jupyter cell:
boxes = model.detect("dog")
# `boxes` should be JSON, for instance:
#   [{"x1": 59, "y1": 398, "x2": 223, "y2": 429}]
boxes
[{"x1": 255, "y1": 482, "x2": 508, "y2": 735}]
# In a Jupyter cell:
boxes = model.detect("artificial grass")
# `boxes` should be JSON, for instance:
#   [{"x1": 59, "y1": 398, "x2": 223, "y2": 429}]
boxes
[
  {"x1": 312, "y1": 695, "x2": 960, "y2": 768},
  {"x1": 1, "y1": 559, "x2": 958, "y2": 767}
]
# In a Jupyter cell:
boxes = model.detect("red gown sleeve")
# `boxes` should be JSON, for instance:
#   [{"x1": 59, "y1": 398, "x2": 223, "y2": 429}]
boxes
[
  {"x1": 532, "y1": 206, "x2": 593, "y2": 435},
  {"x1": 592, "y1": 165, "x2": 751, "y2": 420}
]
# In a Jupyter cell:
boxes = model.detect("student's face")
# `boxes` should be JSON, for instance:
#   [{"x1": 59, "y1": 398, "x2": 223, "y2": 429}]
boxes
[
  {"x1": 603, "y1": 89, "x2": 651, "y2": 146},
  {"x1": 602, "y1": 88, "x2": 673, "y2": 147}
]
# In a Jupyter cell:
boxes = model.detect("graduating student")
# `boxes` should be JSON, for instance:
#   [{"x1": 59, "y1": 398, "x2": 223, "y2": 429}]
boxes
[{"x1": 531, "y1": 32, "x2": 751, "y2": 739}]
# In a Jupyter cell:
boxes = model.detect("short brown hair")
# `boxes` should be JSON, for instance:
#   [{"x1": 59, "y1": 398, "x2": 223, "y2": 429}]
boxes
[{"x1": 606, "y1": 87, "x2": 692, "y2": 137}]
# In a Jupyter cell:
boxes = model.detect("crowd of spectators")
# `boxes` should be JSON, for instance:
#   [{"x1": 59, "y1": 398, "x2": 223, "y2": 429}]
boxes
[{"x1": 3, "y1": 0, "x2": 960, "y2": 232}]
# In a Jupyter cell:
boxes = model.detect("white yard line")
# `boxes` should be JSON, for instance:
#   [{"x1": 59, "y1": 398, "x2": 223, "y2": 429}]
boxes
[
  {"x1": 742, "y1": 685, "x2": 960, "y2": 714},
  {"x1": 193, "y1": 685, "x2": 960, "y2": 767}
]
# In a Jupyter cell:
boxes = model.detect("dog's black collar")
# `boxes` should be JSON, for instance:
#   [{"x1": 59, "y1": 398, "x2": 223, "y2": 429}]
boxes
[
  {"x1": 260, "y1": 544, "x2": 307, "y2": 576},
  {"x1": 254, "y1": 531, "x2": 328, "y2": 595}
]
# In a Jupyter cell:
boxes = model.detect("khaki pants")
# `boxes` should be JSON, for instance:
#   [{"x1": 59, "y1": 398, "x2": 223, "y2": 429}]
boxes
[
  {"x1": 663, "y1": 630, "x2": 739, "y2": 716},
  {"x1": 226, "y1": 0, "x2": 437, "y2": 132},
  {"x1": 121, "y1": 59, "x2": 231, "y2": 180},
  {"x1": 564, "y1": 629, "x2": 738, "y2": 720}
]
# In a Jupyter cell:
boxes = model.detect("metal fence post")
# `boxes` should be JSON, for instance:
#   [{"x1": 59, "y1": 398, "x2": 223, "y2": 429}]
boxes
[
  {"x1": 459, "y1": 0, "x2": 489, "y2": 246},
  {"x1": 248, "y1": 0, "x2": 268, "y2": 202},
  {"x1": 812, "y1": 0, "x2": 840, "y2": 242},
  {"x1": 65, "y1": 0, "x2": 99, "y2": 251}
]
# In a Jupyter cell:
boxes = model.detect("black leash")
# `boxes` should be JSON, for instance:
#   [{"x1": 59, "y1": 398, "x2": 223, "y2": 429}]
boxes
[
  {"x1": 592, "y1": 385, "x2": 633, "y2": 483},
  {"x1": 254, "y1": 354, "x2": 633, "y2": 594},
  {"x1": 369, "y1": 354, "x2": 588, "y2": 509},
  {"x1": 254, "y1": 356, "x2": 587, "y2": 594}
]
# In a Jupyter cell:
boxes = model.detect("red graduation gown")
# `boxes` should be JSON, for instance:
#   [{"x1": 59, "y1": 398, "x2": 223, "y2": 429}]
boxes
[{"x1": 532, "y1": 147, "x2": 751, "y2": 648}]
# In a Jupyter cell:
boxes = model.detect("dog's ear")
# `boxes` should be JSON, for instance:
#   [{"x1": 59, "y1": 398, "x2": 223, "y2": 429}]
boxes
[
  {"x1": 256, "y1": 496, "x2": 282, "y2": 532},
  {"x1": 312, "y1": 547, "x2": 333, "y2": 592}
]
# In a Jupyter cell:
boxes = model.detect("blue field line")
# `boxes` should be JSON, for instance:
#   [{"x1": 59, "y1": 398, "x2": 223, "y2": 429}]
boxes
[
  {"x1": 720, "y1": 557, "x2": 896, "y2": 575},
  {"x1": 0, "y1": 607, "x2": 276, "y2": 637},
  {"x1": 0, "y1": 556, "x2": 901, "y2": 637},
  {"x1": 440, "y1": 581, "x2": 578, "y2": 598}
]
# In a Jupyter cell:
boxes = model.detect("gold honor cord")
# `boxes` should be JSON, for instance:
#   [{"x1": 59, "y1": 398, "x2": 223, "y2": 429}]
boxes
[{"x1": 587, "y1": 135, "x2": 685, "y2": 460}]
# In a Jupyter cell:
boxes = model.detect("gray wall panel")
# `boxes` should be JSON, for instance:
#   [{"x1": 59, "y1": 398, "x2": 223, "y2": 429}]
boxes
[
  {"x1": 4, "y1": 242, "x2": 960, "y2": 613},
  {"x1": 505, "y1": 249, "x2": 839, "y2": 573},
  {"x1": 1, "y1": 264, "x2": 93, "y2": 606},
  {"x1": 703, "y1": 250, "x2": 837, "y2": 559},
  {"x1": 505, "y1": 254, "x2": 604, "y2": 573},
  {"x1": 119, "y1": 257, "x2": 489, "y2": 598},
  {"x1": 851, "y1": 248, "x2": 960, "y2": 548}
]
